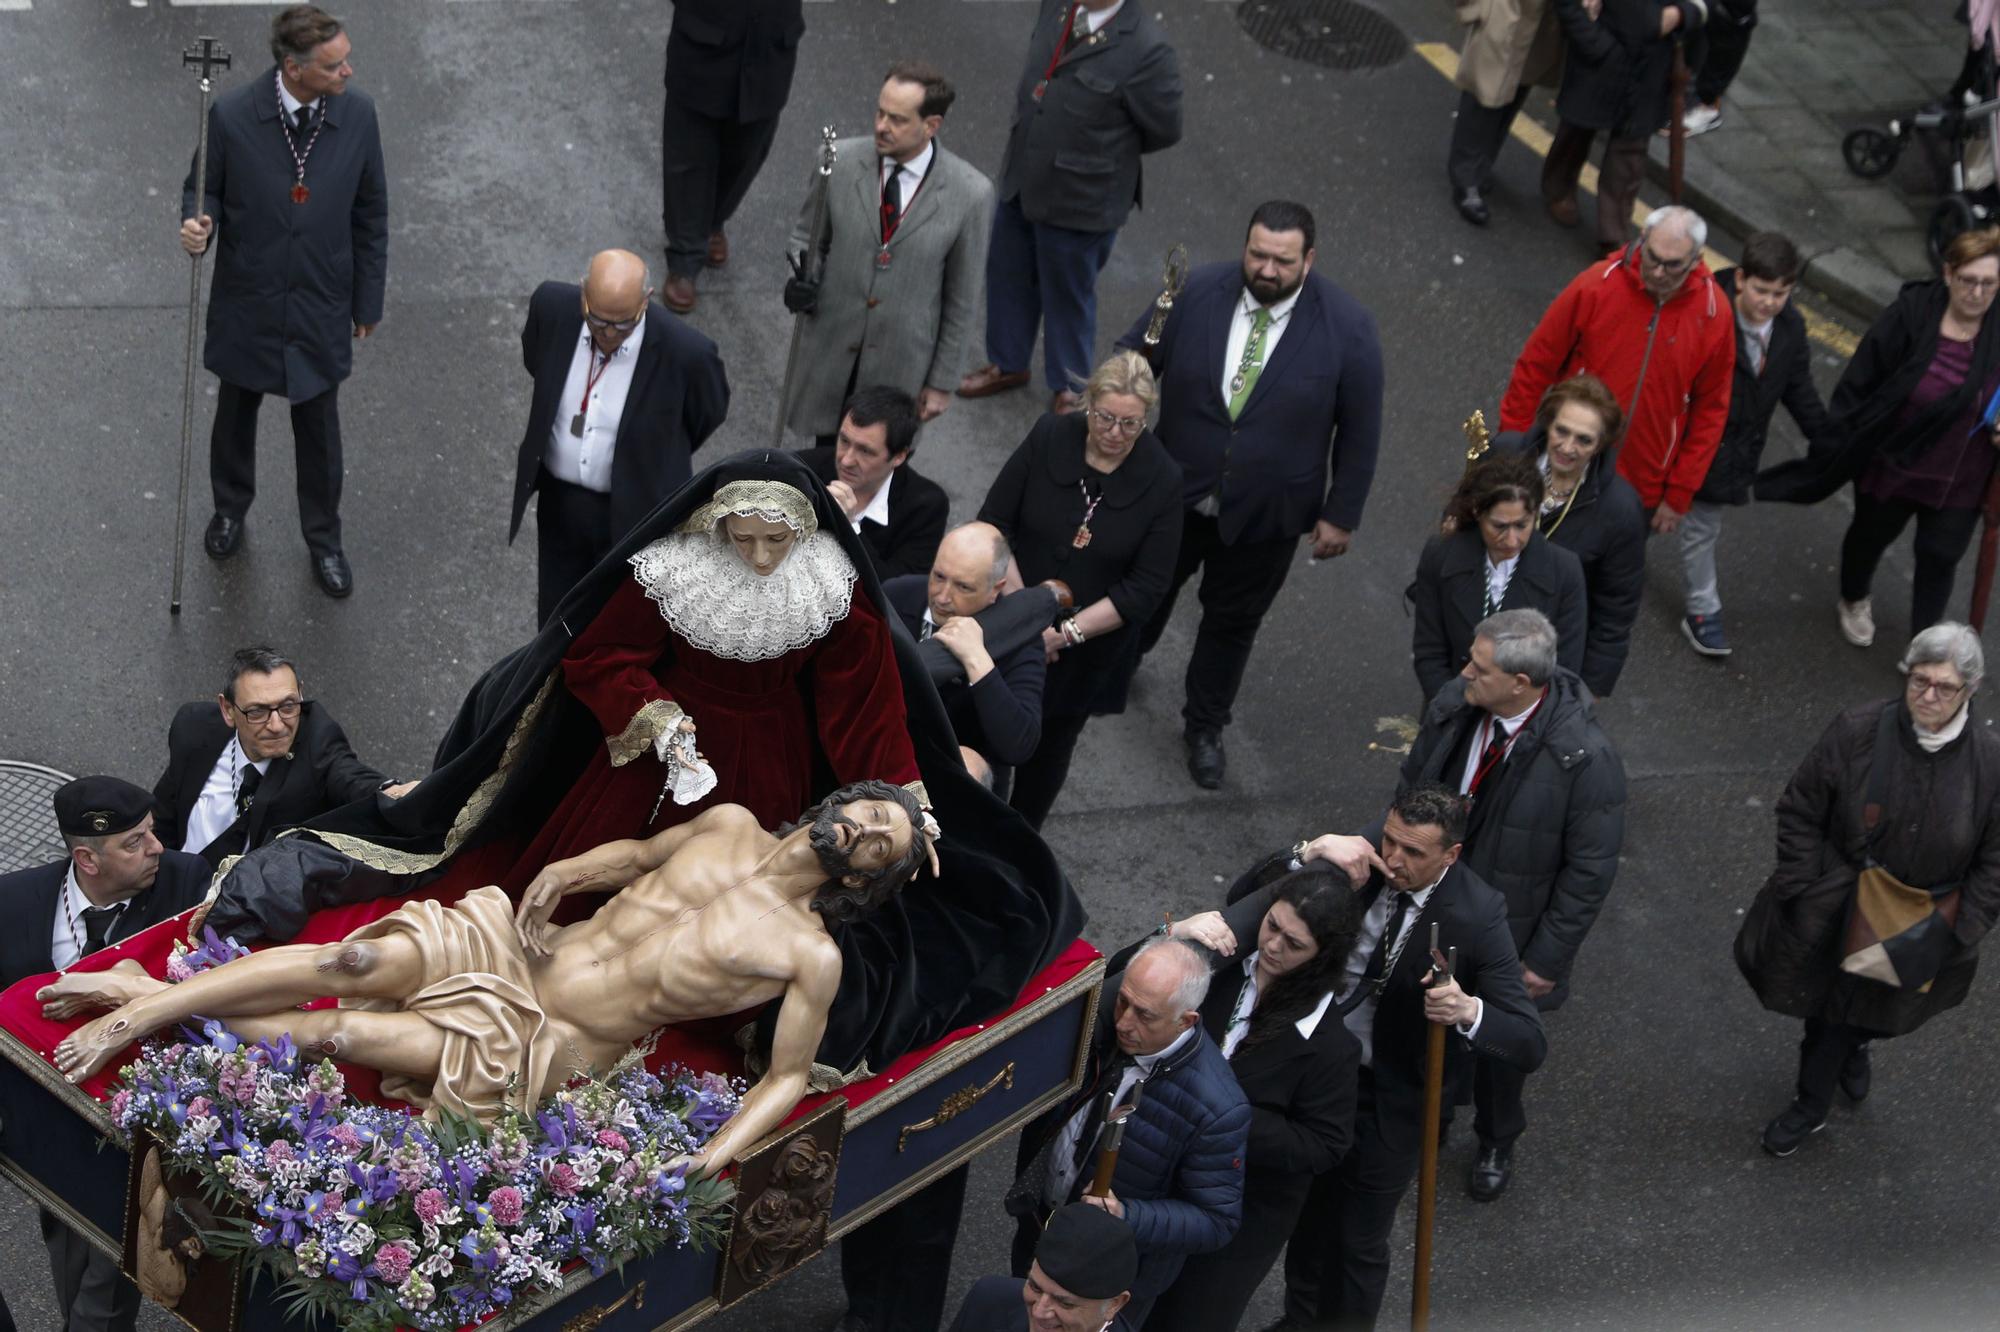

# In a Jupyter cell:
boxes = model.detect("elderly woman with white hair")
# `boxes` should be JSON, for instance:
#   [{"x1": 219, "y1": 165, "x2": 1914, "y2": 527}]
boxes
[{"x1": 1737, "y1": 621, "x2": 2000, "y2": 1157}]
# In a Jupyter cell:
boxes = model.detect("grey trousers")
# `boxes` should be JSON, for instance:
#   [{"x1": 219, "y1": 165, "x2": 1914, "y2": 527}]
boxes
[
  {"x1": 1679, "y1": 499, "x2": 1726, "y2": 616},
  {"x1": 37, "y1": 1210, "x2": 138, "y2": 1332}
]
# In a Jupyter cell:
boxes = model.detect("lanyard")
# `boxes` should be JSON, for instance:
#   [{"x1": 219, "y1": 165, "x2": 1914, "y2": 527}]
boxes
[
  {"x1": 1467, "y1": 694, "x2": 1543, "y2": 796},
  {"x1": 577, "y1": 344, "x2": 615, "y2": 425},
  {"x1": 276, "y1": 74, "x2": 326, "y2": 196},
  {"x1": 1033, "y1": 3, "x2": 1082, "y2": 98},
  {"x1": 878, "y1": 160, "x2": 928, "y2": 245}
]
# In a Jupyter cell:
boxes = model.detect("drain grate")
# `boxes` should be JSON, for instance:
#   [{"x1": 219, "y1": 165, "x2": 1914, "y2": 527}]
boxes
[
  {"x1": 0, "y1": 760, "x2": 76, "y2": 874},
  {"x1": 1238, "y1": 0, "x2": 1409, "y2": 71}
]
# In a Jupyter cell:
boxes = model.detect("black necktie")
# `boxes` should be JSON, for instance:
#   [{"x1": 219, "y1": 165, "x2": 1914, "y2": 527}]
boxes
[
  {"x1": 1341, "y1": 890, "x2": 1413, "y2": 1014},
  {"x1": 884, "y1": 164, "x2": 903, "y2": 217},
  {"x1": 81, "y1": 904, "x2": 125, "y2": 956},
  {"x1": 236, "y1": 764, "x2": 263, "y2": 819},
  {"x1": 1469, "y1": 720, "x2": 1510, "y2": 796},
  {"x1": 294, "y1": 104, "x2": 315, "y2": 135}
]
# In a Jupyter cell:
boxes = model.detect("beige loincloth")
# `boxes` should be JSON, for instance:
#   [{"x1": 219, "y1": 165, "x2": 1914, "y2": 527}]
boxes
[{"x1": 342, "y1": 885, "x2": 558, "y2": 1124}]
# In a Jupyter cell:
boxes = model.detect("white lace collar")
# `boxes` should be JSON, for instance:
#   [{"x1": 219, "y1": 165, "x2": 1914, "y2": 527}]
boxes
[{"x1": 629, "y1": 529, "x2": 857, "y2": 661}]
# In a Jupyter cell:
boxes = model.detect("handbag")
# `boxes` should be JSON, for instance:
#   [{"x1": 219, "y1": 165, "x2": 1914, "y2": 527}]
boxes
[{"x1": 1839, "y1": 707, "x2": 1965, "y2": 991}]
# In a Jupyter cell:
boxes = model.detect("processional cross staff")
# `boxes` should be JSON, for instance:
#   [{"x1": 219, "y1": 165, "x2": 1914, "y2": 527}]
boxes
[{"x1": 170, "y1": 36, "x2": 232, "y2": 615}]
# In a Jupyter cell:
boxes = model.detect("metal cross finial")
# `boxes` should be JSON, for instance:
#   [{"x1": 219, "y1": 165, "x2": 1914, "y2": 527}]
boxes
[{"x1": 181, "y1": 36, "x2": 232, "y2": 85}]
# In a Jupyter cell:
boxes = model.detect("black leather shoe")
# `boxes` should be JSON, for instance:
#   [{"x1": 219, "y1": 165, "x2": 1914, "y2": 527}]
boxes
[
  {"x1": 1468, "y1": 1144, "x2": 1513, "y2": 1201},
  {"x1": 313, "y1": 551, "x2": 354, "y2": 599},
  {"x1": 1454, "y1": 187, "x2": 1490, "y2": 226},
  {"x1": 203, "y1": 513, "x2": 244, "y2": 560},
  {"x1": 1185, "y1": 729, "x2": 1225, "y2": 789},
  {"x1": 1839, "y1": 1042, "x2": 1872, "y2": 1103}
]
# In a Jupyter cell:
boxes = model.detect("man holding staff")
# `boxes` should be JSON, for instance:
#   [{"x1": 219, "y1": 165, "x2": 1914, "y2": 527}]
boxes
[{"x1": 180, "y1": 4, "x2": 388, "y2": 600}]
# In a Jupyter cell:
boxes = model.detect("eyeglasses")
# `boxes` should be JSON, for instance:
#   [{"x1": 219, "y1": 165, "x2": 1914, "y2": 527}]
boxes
[
  {"x1": 1951, "y1": 274, "x2": 2000, "y2": 293},
  {"x1": 1086, "y1": 408, "x2": 1145, "y2": 436},
  {"x1": 229, "y1": 698, "x2": 305, "y2": 724},
  {"x1": 1640, "y1": 245, "x2": 1697, "y2": 275},
  {"x1": 1907, "y1": 674, "x2": 1968, "y2": 700},
  {"x1": 583, "y1": 295, "x2": 649, "y2": 333}
]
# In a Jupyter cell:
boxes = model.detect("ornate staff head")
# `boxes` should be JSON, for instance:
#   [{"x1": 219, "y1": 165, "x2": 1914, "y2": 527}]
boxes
[{"x1": 1142, "y1": 243, "x2": 1189, "y2": 347}]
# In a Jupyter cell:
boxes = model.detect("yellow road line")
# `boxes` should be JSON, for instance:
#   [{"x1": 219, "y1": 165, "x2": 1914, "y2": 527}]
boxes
[{"x1": 1413, "y1": 41, "x2": 1860, "y2": 358}]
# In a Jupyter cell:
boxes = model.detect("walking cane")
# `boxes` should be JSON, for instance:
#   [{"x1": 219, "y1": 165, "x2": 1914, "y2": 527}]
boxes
[
  {"x1": 1968, "y1": 391, "x2": 2000, "y2": 630},
  {"x1": 1411, "y1": 925, "x2": 1457, "y2": 1332},
  {"x1": 171, "y1": 37, "x2": 232, "y2": 616},
  {"x1": 772, "y1": 126, "x2": 838, "y2": 448},
  {"x1": 1667, "y1": 40, "x2": 1691, "y2": 204}
]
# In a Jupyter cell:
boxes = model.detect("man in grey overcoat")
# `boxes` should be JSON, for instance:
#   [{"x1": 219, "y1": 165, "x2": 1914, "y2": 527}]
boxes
[
  {"x1": 180, "y1": 4, "x2": 389, "y2": 599},
  {"x1": 781, "y1": 62, "x2": 991, "y2": 444}
]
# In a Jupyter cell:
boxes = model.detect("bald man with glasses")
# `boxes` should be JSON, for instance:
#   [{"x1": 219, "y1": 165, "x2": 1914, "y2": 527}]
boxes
[{"x1": 510, "y1": 248, "x2": 731, "y2": 624}]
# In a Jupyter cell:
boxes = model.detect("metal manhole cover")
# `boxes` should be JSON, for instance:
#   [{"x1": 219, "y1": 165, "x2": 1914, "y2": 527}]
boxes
[
  {"x1": 0, "y1": 760, "x2": 76, "y2": 874},
  {"x1": 1239, "y1": 0, "x2": 1408, "y2": 70}
]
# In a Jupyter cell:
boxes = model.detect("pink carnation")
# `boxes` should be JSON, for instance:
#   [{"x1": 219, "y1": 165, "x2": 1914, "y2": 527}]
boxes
[
  {"x1": 265, "y1": 1140, "x2": 296, "y2": 1164},
  {"x1": 413, "y1": 1188, "x2": 447, "y2": 1223},
  {"x1": 594, "y1": 1129, "x2": 629, "y2": 1153},
  {"x1": 328, "y1": 1123, "x2": 363, "y2": 1152},
  {"x1": 487, "y1": 1186, "x2": 524, "y2": 1227},
  {"x1": 543, "y1": 1162, "x2": 580, "y2": 1197},
  {"x1": 186, "y1": 1095, "x2": 213, "y2": 1120},
  {"x1": 371, "y1": 1242, "x2": 413, "y2": 1284},
  {"x1": 109, "y1": 1090, "x2": 131, "y2": 1121}
]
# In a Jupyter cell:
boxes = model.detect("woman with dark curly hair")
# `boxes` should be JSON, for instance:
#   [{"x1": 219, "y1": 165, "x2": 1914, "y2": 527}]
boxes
[{"x1": 1410, "y1": 451, "x2": 1589, "y2": 703}]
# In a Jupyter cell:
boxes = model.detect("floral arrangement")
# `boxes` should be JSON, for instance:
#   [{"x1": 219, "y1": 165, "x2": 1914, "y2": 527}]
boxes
[{"x1": 108, "y1": 930, "x2": 741, "y2": 1331}]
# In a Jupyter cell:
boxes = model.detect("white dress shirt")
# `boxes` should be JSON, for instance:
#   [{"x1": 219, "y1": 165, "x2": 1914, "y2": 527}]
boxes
[
  {"x1": 50, "y1": 867, "x2": 124, "y2": 972},
  {"x1": 1045, "y1": 1024, "x2": 1195, "y2": 1201},
  {"x1": 184, "y1": 735, "x2": 272, "y2": 858},
  {"x1": 1080, "y1": 0, "x2": 1124, "y2": 35},
  {"x1": 276, "y1": 71, "x2": 320, "y2": 123},
  {"x1": 1483, "y1": 553, "x2": 1519, "y2": 615},
  {"x1": 545, "y1": 314, "x2": 647, "y2": 493},
  {"x1": 1738, "y1": 312, "x2": 1774, "y2": 376},
  {"x1": 1220, "y1": 955, "x2": 1336, "y2": 1059},
  {"x1": 1456, "y1": 697, "x2": 1540, "y2": 796},
  {"x1": 1219, "y1": 285, "x2": 1302, "y2": 404},
  {"x1": 1338, "y1": 871, "x2": 1482, "y2": 1066},
  {"x1": 881, "y1": 140, "x2": 934, "y2": 217},
  {"x1": 849, "y1": 469, "x2": 895, "y2": 533}
]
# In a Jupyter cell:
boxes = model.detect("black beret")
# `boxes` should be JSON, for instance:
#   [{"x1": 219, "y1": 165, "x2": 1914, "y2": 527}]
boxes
[
  {"x1": 1035, "y1": 1203, "x2": 1137, "y2": 1300},
  {"x1": 54, "y1": 776, "x2": 158, "y2": 839}
]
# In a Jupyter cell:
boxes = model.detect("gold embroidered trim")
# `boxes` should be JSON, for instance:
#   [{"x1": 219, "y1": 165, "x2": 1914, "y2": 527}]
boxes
[
  {"x1": 607, "y1": 699, "x2": 686, "y2": 768},
  {"x1": 902, "y1": 780, "x2": 931, "y2": 810},
  {"x1": 677, "y1": 480, "x2": 819, "y2": 540}
]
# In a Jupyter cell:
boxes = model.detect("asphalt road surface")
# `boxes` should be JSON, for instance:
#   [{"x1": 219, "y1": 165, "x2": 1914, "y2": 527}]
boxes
[{"x1": 0, "y1": 2, "x2": 1994, "y2": 1330}]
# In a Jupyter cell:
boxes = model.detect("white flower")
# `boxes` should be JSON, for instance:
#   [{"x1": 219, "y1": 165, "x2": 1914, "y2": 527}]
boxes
[
  {"x1": 434, "y1": 1205, "x2": 463, "y2": 1229},
  {"x1": 418, "y1": 1249, "x2": 455, "y2": 1278}
]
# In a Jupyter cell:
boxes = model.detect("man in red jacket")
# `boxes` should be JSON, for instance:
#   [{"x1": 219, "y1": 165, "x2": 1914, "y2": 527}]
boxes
[{"x1": 1501, "y1": 206, "x2": 1736, "y2": 535}]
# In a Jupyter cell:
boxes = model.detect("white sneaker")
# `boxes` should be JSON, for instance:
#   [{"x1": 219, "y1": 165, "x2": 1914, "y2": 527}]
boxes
[
  {"x1": 1684, "y1": 104, "x2": 1723, "y2": 136},
  {"x1": 1838, "y1": 598, "x2": 1875, "y2": 647}
]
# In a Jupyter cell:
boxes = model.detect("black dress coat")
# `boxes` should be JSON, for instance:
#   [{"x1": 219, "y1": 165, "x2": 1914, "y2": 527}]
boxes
[
  {"x1": 1551, "y1": 0, "x2": 1707, "y2": 139},
  {"x1": 1695, "y1": 268, "x2": 1832, "y2": 507},
  {"x1": 0, "y1": 853, "x2": 214, "y2": 991},
  {"x1": 1736, "y1": 699, "x2": 2000, "y2": 1035},
  {"x1": 881, "y1": 576, "x2": 1047, "y2": 768},
  {"x1": 508, "y1": 283, "x2": 730, "y2": 548},
  {"x1": 664, "y1": 0, "x2": 806, "y2": 124},
  {"x1": 979, "y1": 413, "x2": 1184, "y2": 719},
  {"x1": 998, "y1": 0, "x2": 1184, "y2": 234},
  {"x1": 152, "y1": 701, "x2": 389, "y2": 868},
  {"x1": 1493, "y1": 429, "x2": 1646, "y2": 697},
  {"x1": 801, "y1": 447, "x2": 950, "y2": 582},
  {"x1": 182, "y1": 68, "x2": 388, "y2": 402},
  {"x1": 1409, "y1": 526, "x2": 1589, "y2": 705},
  {"x1": 1116, "y1": 263, "x2": 1385, "y2": 541}
]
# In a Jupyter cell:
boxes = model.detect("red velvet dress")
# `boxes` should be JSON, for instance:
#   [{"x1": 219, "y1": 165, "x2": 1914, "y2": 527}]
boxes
[{"x1": 501, "y1": 576, "x2": 919, "y2": 888}]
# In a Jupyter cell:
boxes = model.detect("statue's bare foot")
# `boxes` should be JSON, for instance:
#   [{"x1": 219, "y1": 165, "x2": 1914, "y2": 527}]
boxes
[
  {"x1": 37, "y1": 963, "x2": 167, "y2": 1022},
  {"x1": 54, "y1": 1012, "x2": 140, "y2": 1082}
]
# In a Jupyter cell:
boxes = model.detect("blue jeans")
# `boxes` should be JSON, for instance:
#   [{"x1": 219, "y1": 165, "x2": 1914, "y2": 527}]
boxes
[{"x1": 984, "y1": 196, "x2": 1119, "y2": 393}]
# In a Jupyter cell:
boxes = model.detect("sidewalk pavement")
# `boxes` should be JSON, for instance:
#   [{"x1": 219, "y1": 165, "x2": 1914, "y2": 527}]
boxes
[{"x1": 1662, "y1": 0, "x2": 1975, "y2": 320}]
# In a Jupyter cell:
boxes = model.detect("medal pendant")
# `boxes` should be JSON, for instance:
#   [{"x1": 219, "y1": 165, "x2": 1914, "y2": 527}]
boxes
[
  {"x1": 876, "y1": 247, "x2": 893, "y2": 270},
  {"x1": 569, "y1": 412, "x2": 586, "y2": 438},
  {"x1": 290, "y1": 181, "x2": 310, "y2": 204},
  {"x1": 1032, "y1": 79, "x2": 1048, "y2": 102},
  {"x1": 1229, "y1": 373, "x2": 1245, "y2": 395},
  {"x1": 1072, "y1": 525, "x2": 1092, "y2": 549}
]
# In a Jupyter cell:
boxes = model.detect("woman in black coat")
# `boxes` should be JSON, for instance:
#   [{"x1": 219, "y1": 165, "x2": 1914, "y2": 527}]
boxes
[
  {"x1": 1143, "y1": 862, "x2": 1363, "y2": 1332},
  {"x1": 1495, "y1": 374, "x2": 1645, "y2": 697},
  {"x1": 979, "y1": 351, "x2": 1184, "y2": 828},
  {"x1": 1759, "y1": 228, "x2": 2000, "y2": 647},
  {"x1": 1735, "y1": 622, "x2": 2000, "y2": 1157},
  {"x1": 1410, "y1": 451, "x2": 1589, "y2": 705}
]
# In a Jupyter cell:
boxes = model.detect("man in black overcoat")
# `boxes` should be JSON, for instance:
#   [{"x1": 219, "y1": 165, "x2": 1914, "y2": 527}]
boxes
[
  {"x1": 660, "y1": 0, "x2": 805, "y2": 313},
  {"x1": 0, "y1": 778, "x2": 213, "y2": 1332},
  {"x1": 180, "y1": 5, "x2": 388, "y2": 598},
  {"x1": 510, "y1": 249, "x2": 731, "y2": 625}
]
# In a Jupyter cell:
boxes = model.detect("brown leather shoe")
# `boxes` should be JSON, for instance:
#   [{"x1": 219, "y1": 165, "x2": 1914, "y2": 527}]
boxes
[
  {"x1": 957, "y1": 364, "x2": 1031, "y2": 399},
  {"x1": 706, "y1": 231, "x2": 729, "y2": 268},
  {"x1": 1050, "y1": 389, "x2": 1084, "y2": 415},
  {"x1": 1545, "y1": 196, "x2": 1580, "y2": 228},
  {"x1": 663, "y1": 273, "x2": 697, "y2": 314}
]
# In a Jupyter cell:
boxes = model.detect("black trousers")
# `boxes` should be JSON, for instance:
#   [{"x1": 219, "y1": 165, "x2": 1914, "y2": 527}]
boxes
[
  {"x1": 840, "y1": 1165, "x2": 970, "y2": 1332},
  {"x1": 1137, "y1": 510, "x2": 1300, "y2": 734},
  {"x1": 38, "y1": 1209, "x2": 136, "y2": 1332},
  {"x1": 535, "y1": 471, "x2": 616, "y2": 627},
  {"x1": 1009, "y1": 711, "x2": 1090, "y2": 831},
  {"x1": 1543, "y1": 123, "x2": 1647, "y2": 253},
  {"x1": 1472, "y1": 1052, "x2": 1530, "y2": 1150},
  {"x1": 1447, "y1": 87, "x2": 1532, "y2": 194},
  {"x1": 1283, "y1": 1079, "x2": 1420, "y2": 1331},
  {"x1": 1693, "y1": 0, "x2": 1757, "y2": 104},
  {"x1": 210, "y1": 379, "x2": 344, "y2": 556},
  {"x1": 1838, "y1": 492, "x2": 1981, "y2": 633},
  {"x1": 660, "y1": 96, "x2": 782, "y2": 277},
  {"x1": 1794, "y1": 1017, "x2": 1880, "y2": 1120}
]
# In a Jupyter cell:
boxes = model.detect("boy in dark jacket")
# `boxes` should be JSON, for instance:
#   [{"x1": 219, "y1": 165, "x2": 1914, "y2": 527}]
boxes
[{"x1": 1678, "y1": 231, "x2": 1831, "y2": 655}]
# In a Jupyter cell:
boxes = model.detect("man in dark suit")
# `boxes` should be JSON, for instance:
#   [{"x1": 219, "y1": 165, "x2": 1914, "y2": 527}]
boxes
[
  {"x1": 510, "y1": 249, "x2": 731, "y2": 625},
  {"x1": 1275, "y1": 784, "x2": 1547, "y2": 1330},
  {"x1": 801, "y1": 385, "x2": 949, "y2": 581},
  {"x1": 1119, "y1": 201, "x2": 1385, "y2": 789},
  {"x1": 660, "y1": 0, "x2": 805, "y2": 313},
  {"x1": 958, "y1": 0, "x2": 1182, "y2": 413},
  {"x1": 179, "y1": 4, "x2": 389, "y2": 599},
  {"x1": 0, "y1": 777, "x2": 213, "y2": 1332},
  {"x1": 153, "y1": 646, "x2": 405, "y2": 870},
  {"x1": 948, "y1": 1202, "x2": 1138, "y2": 1332}
]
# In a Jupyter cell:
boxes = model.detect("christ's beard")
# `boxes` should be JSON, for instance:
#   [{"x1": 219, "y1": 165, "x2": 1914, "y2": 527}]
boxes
[{"x1": 808, "y1": 808, "x2": 860, "y2": 879}]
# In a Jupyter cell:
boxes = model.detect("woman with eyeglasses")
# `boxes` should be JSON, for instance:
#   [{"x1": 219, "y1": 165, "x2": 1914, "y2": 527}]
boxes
[
  {"x1": 1759, "y1": 228, "x2": 2000, "y2": 645},
  {"x1": 978, "y1": 350, "x2": 1184, "y2": 828},
  {"x1": 1410, "y1": 451, "x2": 1589, "y2": 706},
  {"x1": 1736, "y1": 623, "x2": 2000, "y2": 1158}
]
